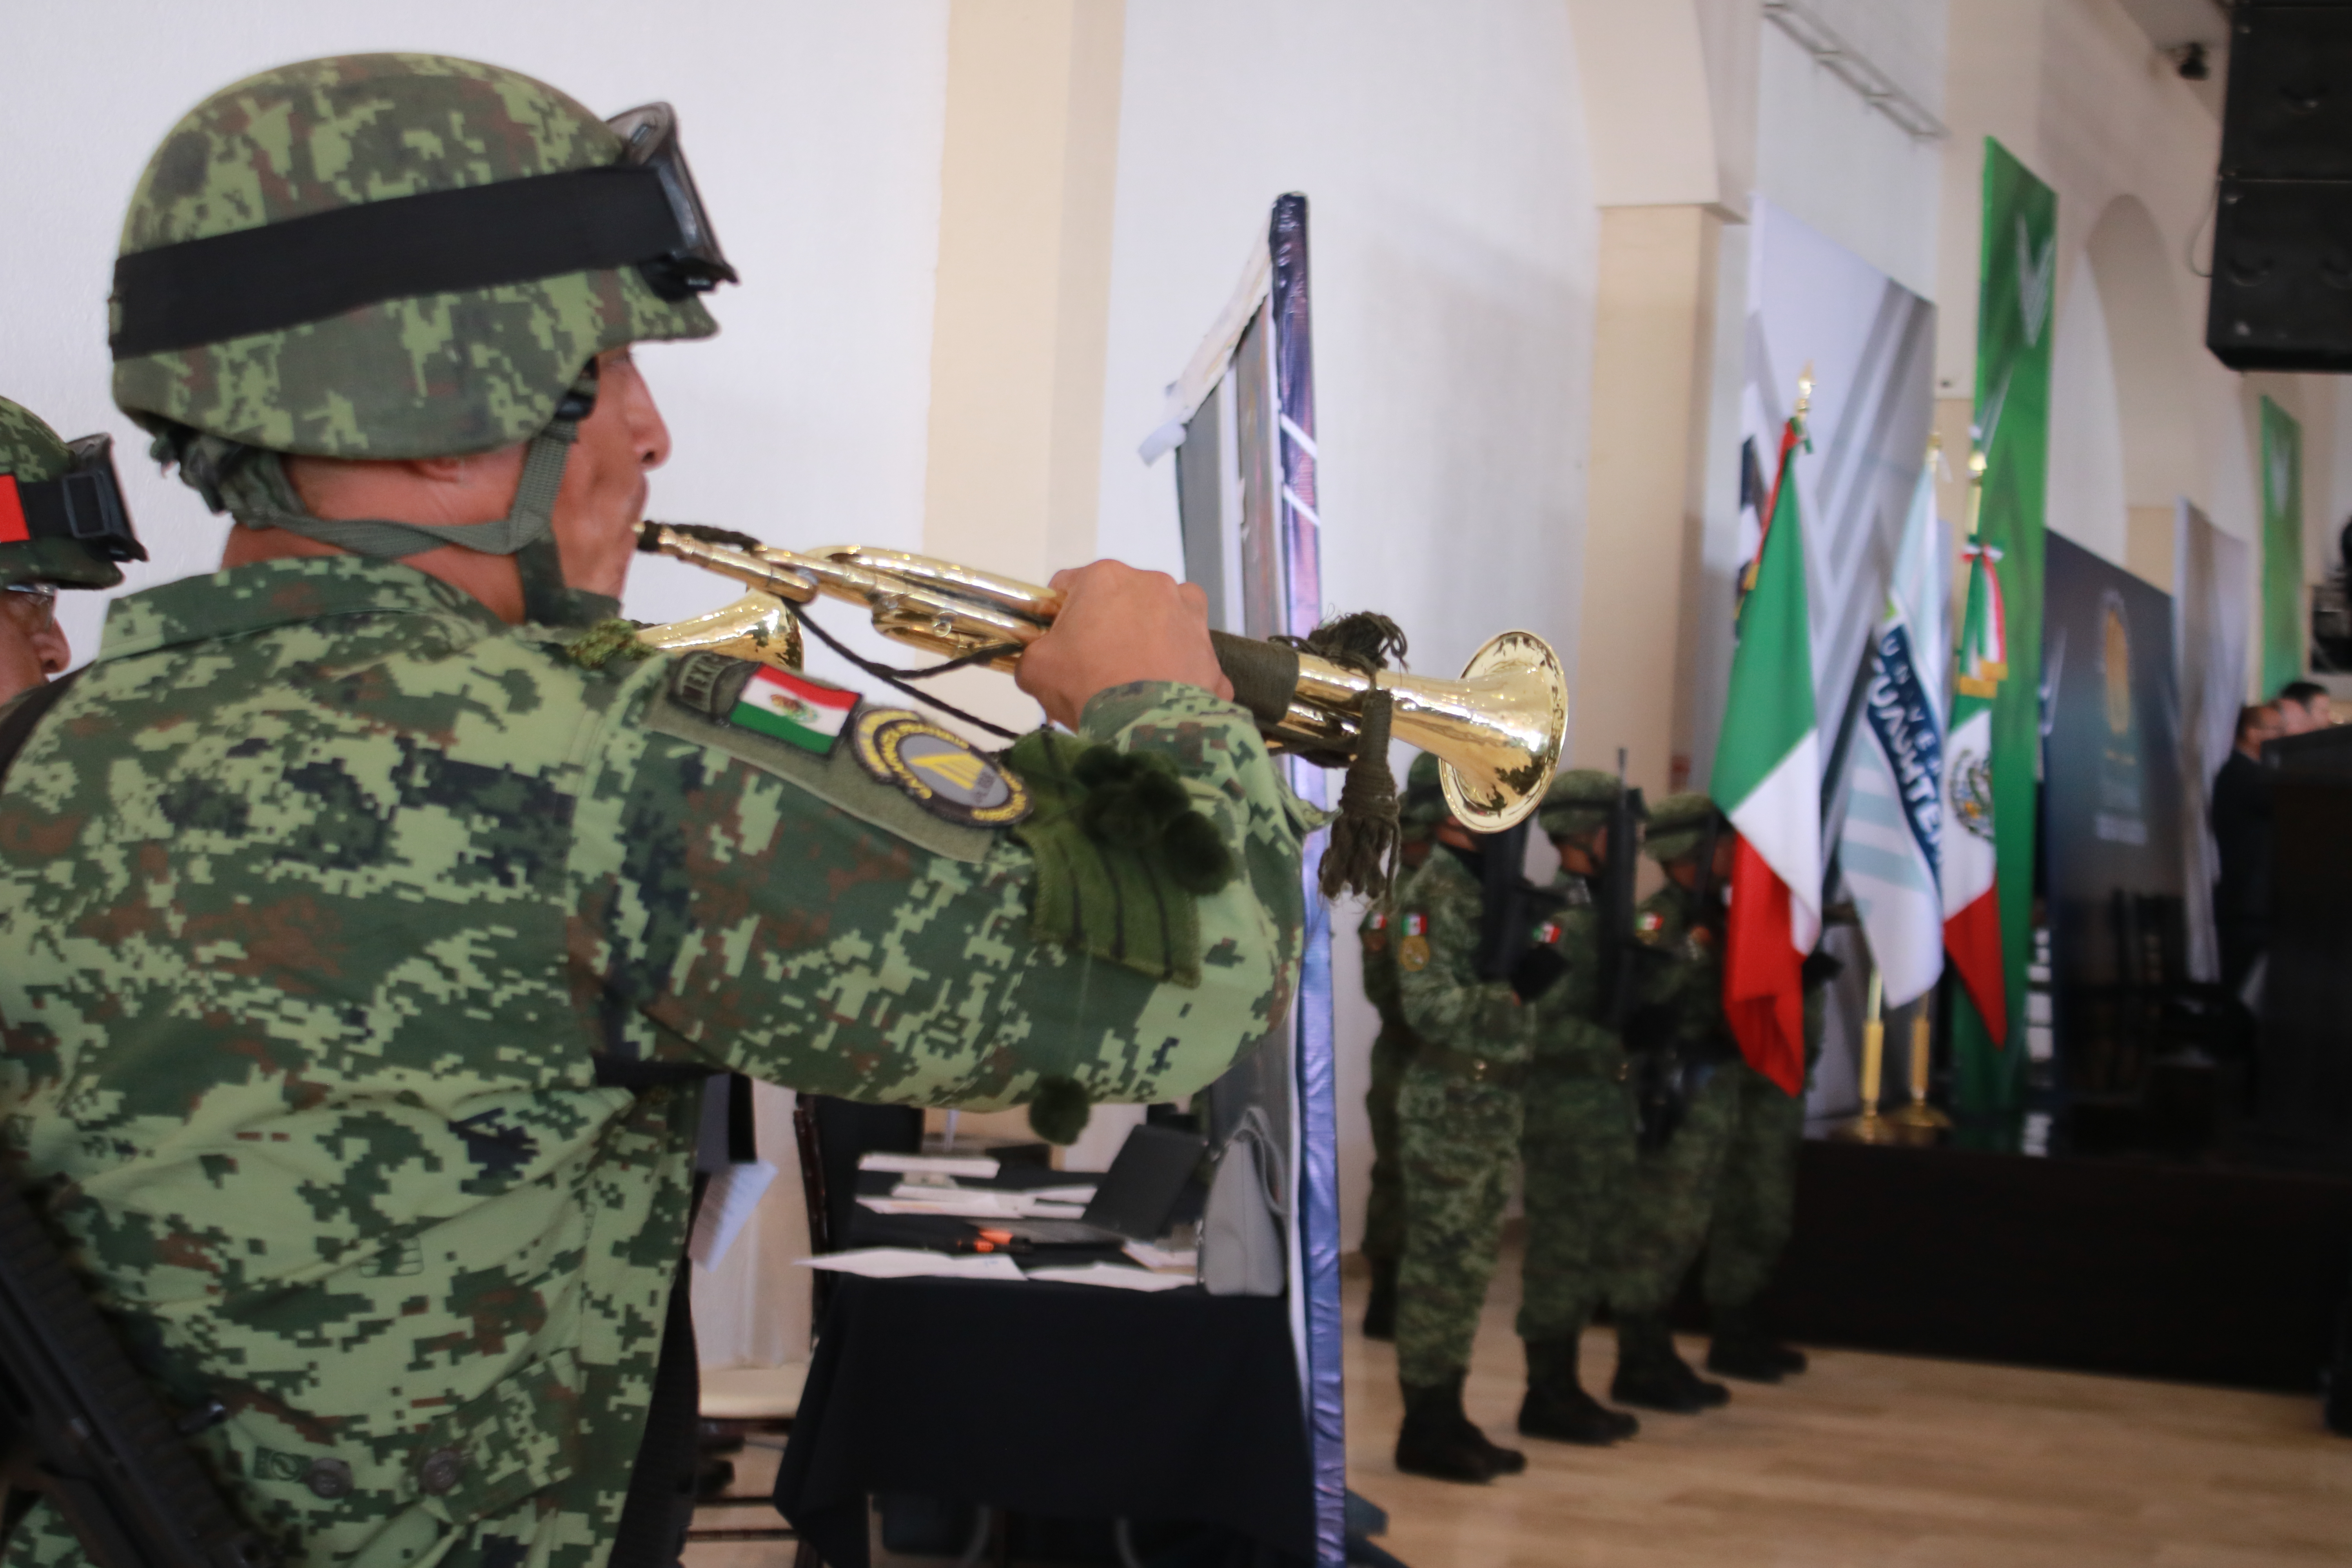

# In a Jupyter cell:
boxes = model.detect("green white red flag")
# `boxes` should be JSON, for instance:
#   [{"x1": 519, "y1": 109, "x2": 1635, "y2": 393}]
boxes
[
  {"x1": 1711, "y1": 417, "x2": 1821, "y2": 1097},
  {"x1": 1942, "y1": 535, "x2": 2009, "y2": 1041}
]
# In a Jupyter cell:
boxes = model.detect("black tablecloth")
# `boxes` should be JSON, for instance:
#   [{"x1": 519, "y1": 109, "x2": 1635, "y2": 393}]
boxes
[{"x1": 771, "y1": 1274, "x2": 1312, "y2": 1567}]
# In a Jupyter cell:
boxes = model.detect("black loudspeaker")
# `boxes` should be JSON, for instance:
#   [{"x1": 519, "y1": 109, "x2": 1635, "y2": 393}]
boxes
[{"x1": 2207, "y1": 3, "x2": 2352, "y2": 371}]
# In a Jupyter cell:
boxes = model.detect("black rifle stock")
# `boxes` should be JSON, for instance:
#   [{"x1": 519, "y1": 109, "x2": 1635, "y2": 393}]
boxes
[
  {"x1": 1595, "y1": 782, "x2": 1647, "y2": 1032},
  {"x1": 0, "y1": 1172, "x2": 271, "y2": 1568},
  {"x1": 1472, "y1": 820, "x2": 1565, "y2": 984}
]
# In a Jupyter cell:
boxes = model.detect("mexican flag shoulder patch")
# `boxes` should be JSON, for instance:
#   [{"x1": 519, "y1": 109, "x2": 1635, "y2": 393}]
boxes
[{"x1": 728, "y1": 666, "x2": 858, "y2": 755}]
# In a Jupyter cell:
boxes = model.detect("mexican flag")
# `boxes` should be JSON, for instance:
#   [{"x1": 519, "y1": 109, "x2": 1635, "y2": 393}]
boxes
[
  {"x1": 731, "y1": 666, "x2": 858, "y2": 755},
  {"x1": 1942, "y1": 537, "x2": 2009, "y2": 1042},
  {"x1": 1711, "y1": 419, "x2": 1821, "y2": 1097}
]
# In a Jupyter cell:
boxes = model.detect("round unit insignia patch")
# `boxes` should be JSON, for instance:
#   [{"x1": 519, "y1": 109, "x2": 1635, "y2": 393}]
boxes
[
  {"x1": 853, "y1": 709, "x2": 1032, "y2": 827},
  {"x1": 1399, "y1": 934, "x2": 1431, "y2": 973}
]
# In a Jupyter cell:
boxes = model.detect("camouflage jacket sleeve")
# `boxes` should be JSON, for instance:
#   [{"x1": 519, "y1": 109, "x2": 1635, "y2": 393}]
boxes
[
  {"x1": 570, "y1": 669, "x2": 1308, "y2": 1111},
  {"x1": 1394, "y1": 853, "x2": 1531, "y2": 1066},
  {"x1": 1530, "y1": 882, "x2": 1622, "y2": 1070},
  {"x1": 1633, "y1": 887, "x2": 1729, "y2": 1052}
]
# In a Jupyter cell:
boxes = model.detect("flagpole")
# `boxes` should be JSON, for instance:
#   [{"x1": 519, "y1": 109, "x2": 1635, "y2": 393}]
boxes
[
  {"x1": 1887, "y1": 1012, "x2": 1955, "y2": 1137},
  {"x1": 1831, "y1": 967, "x2": 1899, "y2": 1143}
]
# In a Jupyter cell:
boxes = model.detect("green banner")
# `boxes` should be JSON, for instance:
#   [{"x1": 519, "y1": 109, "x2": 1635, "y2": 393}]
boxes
[
  {"x1": 1953, "y1": 139, "x2": 2055, "y2": 1125},
  {"x1": 2260, "y1": 395, "x2": 2304, "y2": 695}
]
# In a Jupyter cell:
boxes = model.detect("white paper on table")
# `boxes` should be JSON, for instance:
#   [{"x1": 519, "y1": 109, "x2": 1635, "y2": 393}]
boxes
[
  {"x1": 858, "y1": 1152, "x2": 1002, "y2": 1179},
  {"x1": 1025, "y1": 1263, "x2": 1194, "y2": 1292},
  {"x1": 863, "y1": 1189, "x2": 1093, "y2": 1220},
  {"x1": 862, "y1": 1189, "x2": 1026, "y2": 1218},
  {"x1": 1029, "y1": 1185, "x2": 1100, "y2": 1204},
  {"x1": 794, "y1": 1249, "x2": 1025, "y2": 1281},
  {"x1": 689, "y1": 1160, "x2": 779, "y2": 1271},
  {"x1": 1122, "y1": 1241, "x2": 1198, "y2": 1273}
]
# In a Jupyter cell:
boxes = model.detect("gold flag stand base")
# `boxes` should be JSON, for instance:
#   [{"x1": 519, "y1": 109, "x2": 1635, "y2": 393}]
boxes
[
  {"x1": 1885, "y1": 1097, "x2": 1953, "y2": 1132},
  {"x1": 1830, "y1": 989, "x2": 1950, "y2": 1145},
  {"x1": 1830, "y1": 1106, "x2": 1904, "y2": 1144}
]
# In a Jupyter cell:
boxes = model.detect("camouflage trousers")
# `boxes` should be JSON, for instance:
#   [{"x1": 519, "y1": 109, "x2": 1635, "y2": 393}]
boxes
[
  {"x1": 1704, "y1": 1059, "x2": 1807, "y2": 1309},
  {"x1": 1517, "y1": 1065, "x2": 1636, "y2": 1343},
  {"x1": 1608, "y1": 1062, "x2": 1741, "y2": 1316},
  {"x1": 1361, "y1": 1029, "x2": 1415, "y2": 1264},
  {"x1": 1394, "y1": 1060, "x2": 1523, "y2": 1387}
]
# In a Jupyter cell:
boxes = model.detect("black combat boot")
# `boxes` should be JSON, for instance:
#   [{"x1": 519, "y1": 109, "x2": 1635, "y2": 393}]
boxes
[
  {"x1": 1362, "y1": 1259, "x2": 1399, "y2": 1341},
  {"x1": 1518, "y1": 1337, "x2": 1639, "y2": 1445},
  {"x1": 1706, "y1": 1301, "x2": 1808, "y2": 1381},
  {"x1": 1396, "y1": 1374, "x2": 1524, "y2": 1483},
  {"x1": 1610, "y1": 1314, "x2": 1731, "y2": 1414}
]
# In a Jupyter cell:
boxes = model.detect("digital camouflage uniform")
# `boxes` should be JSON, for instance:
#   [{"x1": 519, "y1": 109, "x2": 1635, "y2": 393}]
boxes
[
  {"x1": 0, "y1": 53, "x2": 1312, "y2": 1568},
  {"x1": 1388, "y1": 841, "x2": 1532, "y2": 1481},
  {"x1": 1518, "y1": 826, "x2": 1636, "y2": 1350},
  {"x1": 1391, "y1": 848, "x2": 1531, "y2": 1391},
  {"x1": 0, "y1": 568, "x2": 1306, "y2": 1568},
  {"x1": 1508, "y1": 766, "x2": 1642, "y2": 1447},
  {"x1": 1358, "y1": 752, "x2": 1441, "y2": 1334},
  {"x1": 1610, "y1": 883, "x2": 1740, "y2": 1318},
  {"x1": 1700, "y1": 914, "x2": 1844, "y2": 1380},
  {"x1": 1606, "y1": 793, "x2": 1737, "y2": 1413}
]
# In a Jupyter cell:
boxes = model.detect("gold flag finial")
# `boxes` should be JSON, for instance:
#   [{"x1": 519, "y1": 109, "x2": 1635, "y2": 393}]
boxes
[{"x1": 1965, "y1": 445, "x2": 1988, "y2": 540}]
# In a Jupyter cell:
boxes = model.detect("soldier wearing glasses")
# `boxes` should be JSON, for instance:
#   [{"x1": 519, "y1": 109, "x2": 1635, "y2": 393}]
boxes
[{"x1": 0, "y1": 396, "x2": 144, "y2": 705}]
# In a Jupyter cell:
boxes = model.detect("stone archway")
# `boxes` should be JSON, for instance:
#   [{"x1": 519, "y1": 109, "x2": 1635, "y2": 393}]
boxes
[{"x1": 2083, "y1": 195, "x2": 2201, "y2": 586}]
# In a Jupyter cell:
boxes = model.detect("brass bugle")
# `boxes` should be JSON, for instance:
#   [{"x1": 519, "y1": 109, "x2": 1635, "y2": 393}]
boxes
[{"x1": 635, "y1": 524, "x2": 1566, "y2": 831}]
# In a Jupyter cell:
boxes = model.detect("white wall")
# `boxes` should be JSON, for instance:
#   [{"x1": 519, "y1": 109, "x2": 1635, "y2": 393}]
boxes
[
  {"x1": 2, "y1": 0, "x2": 953, "y2": 681},
  {"x1": 2046, "y1": 258, "x2": 2131, "y2": 562},
  {"x1": 1094, "y1": 0, "x2": 1599, "y2": 1250},
  {"x1": 1752, "y1": 4, "x2": 1948, "y2": 300}
]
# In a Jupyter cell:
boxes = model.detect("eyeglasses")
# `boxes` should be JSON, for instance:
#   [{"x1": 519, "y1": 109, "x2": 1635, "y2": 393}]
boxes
[{"x1": 1, "y1": 584, "x2": 58, "y2": 634}]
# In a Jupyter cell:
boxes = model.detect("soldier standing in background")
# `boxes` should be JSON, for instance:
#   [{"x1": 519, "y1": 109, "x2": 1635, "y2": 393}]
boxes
[
  {"x1": 1515, "y1": 769, "x2": 1643, "y2": 1446},
  {"x1": 1701, "y1": 905, "x2": 1849, "y2": 1380},
  {"x1": 1390, "y1": 810, "x2": 1543, "y2": 1482},
  {"x1": 1609, "y1": 793, "x2": 1739, "y2": 1414},
  {"x1": 1359, "y1": 752, "x2": 1445, "y2": 1340},
  {"x1": 0, "y1": 397, "x2": 145, "y2": 705}
]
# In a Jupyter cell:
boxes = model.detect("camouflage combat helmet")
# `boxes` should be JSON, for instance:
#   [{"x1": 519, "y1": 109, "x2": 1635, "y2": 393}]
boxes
[
  {"x1": 1536, "y1": 767, "x2": 1619, "y2": 841},
  {"x1": 110, "y1": 54, "x2": 733, "y2": 623},
  {"x1": 1398, "y1": 751, "x2": 1447, "y2": 840},
  {"x1": 1643, "y1": 791, "x2": 1724, "y2": 865},
  {"x1": 0, "y1": 397, "x2": 143, "y2": 591}
]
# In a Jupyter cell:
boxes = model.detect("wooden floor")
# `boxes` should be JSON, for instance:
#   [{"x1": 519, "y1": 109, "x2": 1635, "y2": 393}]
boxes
[
  {"x1": 690, "y1": 1240, "x2": 2352, "y2": 1567},
  {"x1": 1344, "y1": 1243, "x2": 2352, "y2": 1568}
]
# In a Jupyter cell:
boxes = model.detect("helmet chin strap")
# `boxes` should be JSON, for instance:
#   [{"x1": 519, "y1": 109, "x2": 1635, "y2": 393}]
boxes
[{"x1": 225, "y1": 368, "x2": 616, "y2": 628}]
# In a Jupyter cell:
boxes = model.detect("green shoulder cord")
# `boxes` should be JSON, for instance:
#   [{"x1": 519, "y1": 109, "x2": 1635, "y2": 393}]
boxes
[{"x1": 225, "y1": 367, "x2": 611, "y2": 628}]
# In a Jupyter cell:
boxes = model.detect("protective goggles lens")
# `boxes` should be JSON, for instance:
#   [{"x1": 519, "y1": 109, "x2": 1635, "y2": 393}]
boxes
[
  {"x1": 0, "y1": 435, "x2": 146, "y2": 564},
  {"x1": 606, "y1": 103, "x2": 737, "y2": 300}
]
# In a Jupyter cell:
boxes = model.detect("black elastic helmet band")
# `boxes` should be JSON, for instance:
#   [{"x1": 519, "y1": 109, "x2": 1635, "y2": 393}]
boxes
[{"x1": 110, "y1": 102, "x2": 735, "y2": 359}]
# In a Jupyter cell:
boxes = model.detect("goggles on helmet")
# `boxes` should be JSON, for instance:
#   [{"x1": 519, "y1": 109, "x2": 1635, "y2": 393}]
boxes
[
  {"x1": 605, "y1": 103, "x2": 734, "y2": 299},
  {"x1": 110, "y1": 101, "x2": 737, "y2": 359},
  {"x1": 0, "y1": 435, "x2": 147, "y2": 565}
]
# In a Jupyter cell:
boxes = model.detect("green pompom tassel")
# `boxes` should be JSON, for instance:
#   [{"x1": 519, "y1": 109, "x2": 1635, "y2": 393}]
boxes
[
  {"x1": 1027, "y1": 1076, "x2": 1093, "y2": 1145},
  {"x1": 1160, "y1": 810, "x2": 1234, "y2": 894},
  {"x1": 562, "y1": 619, "x2": 659, "y2": 670},
  {"x1": 1069, "y1": 748, "x2": 1234, "y2": 894}
]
